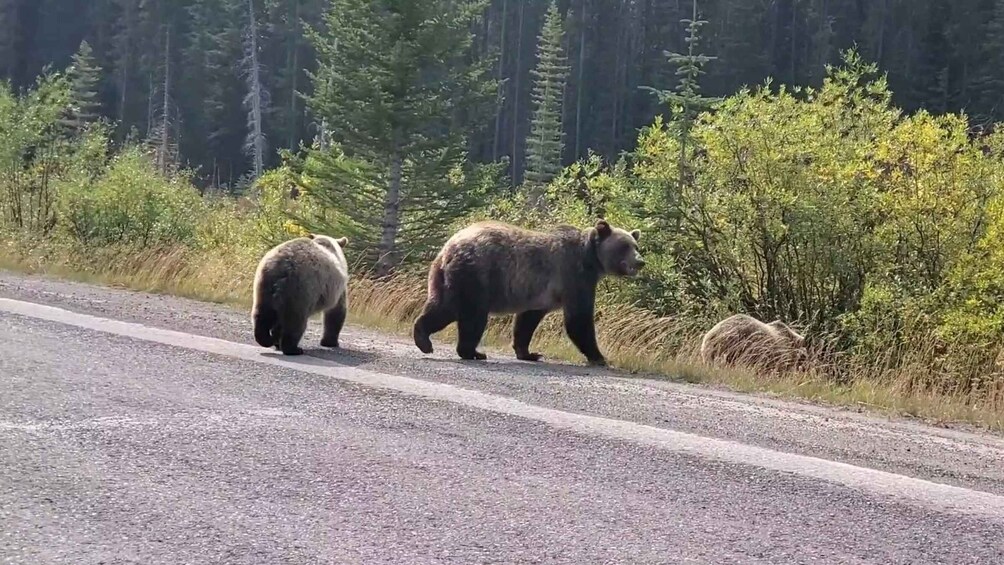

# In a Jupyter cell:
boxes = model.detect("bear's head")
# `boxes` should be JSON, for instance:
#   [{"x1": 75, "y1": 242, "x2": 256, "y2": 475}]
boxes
[
  {"x1": 768, "y1": 319, "x2": 809, "y2": 367},
  {"x1": 308, "y1": 233, "x2": 349, "y2": 255},
  {"x1": 768, "y1": 320, "x2": 806, "y2": 348},
  {"x1": 592, "y1": 219, "x2": 645, "y2": 277}
]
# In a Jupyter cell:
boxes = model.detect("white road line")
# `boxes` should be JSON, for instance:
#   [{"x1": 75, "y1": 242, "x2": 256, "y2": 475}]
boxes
[{"x1": 2, "y1": 296, "x2": 1003, "y2": 521}]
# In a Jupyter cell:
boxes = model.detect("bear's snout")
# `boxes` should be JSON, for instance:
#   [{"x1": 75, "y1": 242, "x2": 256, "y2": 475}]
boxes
[{"x1": 620, "y1": 257, "x2": 645, "y2": 276}]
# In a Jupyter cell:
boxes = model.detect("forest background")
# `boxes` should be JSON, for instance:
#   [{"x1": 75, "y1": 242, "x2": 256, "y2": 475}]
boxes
[{"x1": 3, "y1": 0, "x2": 1004, "y2": 430}]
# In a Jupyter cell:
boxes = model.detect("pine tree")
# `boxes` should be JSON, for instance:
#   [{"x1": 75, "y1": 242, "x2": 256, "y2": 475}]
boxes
[
  {"x1": 707, "y1": 0, "x2": 768, "y2": 93},
  {"x1": 304, "y1": 0, "x2": 498, "y2": 276},
  {"x1": 273, "y1": 0, "x2": 310, "y2": 151},
  {"x1": 0, "y1": 0, "x2": 16, "y2": 80},
  {"x1": 975, "y1": 0, "x2": 1004, "y2": 122},
  {"x1": 914, "y1": 0, "x2": 951, "y2": 113},
  {"x1": 182, "y1": 0, "x2": 232, "y2": 182},
  {"x1": 60, "y1": 40, "x2": 103, "y2": 135},
  {"x1": 523, "y1": 1, "x2": 569, "y2": 197},
  {"x1": 642, "y1": 0, "x2": 718, "y2": 180},
  {"x1": 111, "y1": 0, "x2": 140, "y2": 135}
]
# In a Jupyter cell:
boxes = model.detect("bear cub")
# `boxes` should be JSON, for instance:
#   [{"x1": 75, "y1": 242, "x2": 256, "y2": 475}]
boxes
[
  {"x1": 700, "y1": 314, "x2": 807, "y2": 372},
  {"x1": 251, "y1": 233, "x2": 350, "y2": 356},
  {"x1": 413, "y1": 219, "x2": 645, "y2": 366}
]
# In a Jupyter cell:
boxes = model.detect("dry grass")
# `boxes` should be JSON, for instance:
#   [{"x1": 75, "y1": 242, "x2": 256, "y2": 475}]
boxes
[
  {"x1": 0, "y1": 239, "x2": 254, "y2": 307},
  {"x1": 2, "y1": 237, "x2": 1002, "y2": 433}
]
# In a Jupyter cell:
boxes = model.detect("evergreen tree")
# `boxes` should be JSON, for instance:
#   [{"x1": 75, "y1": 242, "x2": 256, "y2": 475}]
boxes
[
  {"x1": 269, "y1": 0, "x2": 324, "y2": 152},
  {"x1": 304, "y1": 0, "x2": 498, "y2": 276},
  {"x1": 975, "y1": 0, "x2": 1004, "y2": 122},
  {"x1": 9, "y1": 0, "x2": 1004, "y2": 186},
  {"x1": 0, "y1": 0, "x2": 16, "y2": 80},
  {"x1": 643, "y1": 0, "x2": 718, "y2": 177},
  {"x1": 914, "y1": 0, "x2": 952, "y2": 114},
  {"x1": 182, "y1": 0, "x2": 234, "y2": 183},
  {"x1": 523, "y1": 1, "x2": 569, "y2": 196},
  {"x1": 60, "y1": 40, "x2": 103, "y2": 134}
]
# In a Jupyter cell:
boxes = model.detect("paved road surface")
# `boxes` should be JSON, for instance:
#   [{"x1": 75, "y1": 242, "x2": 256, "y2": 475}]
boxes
[{"x1": 1, "y1": 271, "x2": 1003, "y2": 564}]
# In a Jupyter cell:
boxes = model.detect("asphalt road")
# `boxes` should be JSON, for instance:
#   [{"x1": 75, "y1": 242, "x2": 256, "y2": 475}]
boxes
[{"x1": 1, "y1": 272, "x2": 1004, "y2": 564}]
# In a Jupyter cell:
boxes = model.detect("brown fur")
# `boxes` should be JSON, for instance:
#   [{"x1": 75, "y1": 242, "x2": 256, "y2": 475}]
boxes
[
  {"x1": 251, "y1": 234, "x2": 350, "y2": 356},
  {"x1": 413, "y1": 219, "x2": 645, "y2": 365},
  {"x1": 700, "y1": 314, "x2": 808, "y2": 372}
]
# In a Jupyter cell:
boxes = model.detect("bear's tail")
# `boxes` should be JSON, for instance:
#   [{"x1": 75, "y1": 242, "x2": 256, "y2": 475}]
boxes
[{"x1": 253, "y1": 304, "x2": 278, "y2": 348}]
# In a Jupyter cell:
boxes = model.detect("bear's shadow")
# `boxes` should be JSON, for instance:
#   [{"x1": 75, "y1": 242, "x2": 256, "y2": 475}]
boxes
[
  {"x1": 425, "y1": 355, "x2": 614, "y2": 379},
  {"x1": 259, "y1": 346, "x2": 381, "y2": 369}
]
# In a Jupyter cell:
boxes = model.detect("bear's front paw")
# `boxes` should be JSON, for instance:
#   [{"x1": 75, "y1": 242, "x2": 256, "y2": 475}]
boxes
[
  {"x1": 320, "y1": 337, "x2": 340, "y2": 348},
  {"x1": 282, "y1": 347, "x2": 305, "y2": 356},
  {"x1": 587, "y1": 357, "x2": 607, "y2": 367},
  {"x1": 414, "y1": 328, "x2": 434, "y2": 354}
]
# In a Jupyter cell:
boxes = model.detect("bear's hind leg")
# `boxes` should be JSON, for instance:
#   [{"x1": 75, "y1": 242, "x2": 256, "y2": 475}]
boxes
[
  {"x1": 456, "y1": 303, "x2": 489, "y2": 361},
  {"x1": 279, "y1": 311, "x2": 308, "y2": 356},
  {"x1": 513, "y1": 310, "x2": 547, "y2": 361},
  {"x1": 271, "y1": 323, "x2": 283, "y2": 350},
  {"x1": 253, "y1": 303, "x2": 278, "y2": 348},
  {"x1": 413, "y1": 301, "x2": 456, "y2": 354},
  {"x1": 320, "y1": 291, "x2": 347, "y2": 348}
]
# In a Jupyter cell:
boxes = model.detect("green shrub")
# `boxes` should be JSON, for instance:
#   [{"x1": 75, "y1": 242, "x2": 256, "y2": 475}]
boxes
[
  {"x1": 247, "y1": 164, "x2": 314, "y2": 247},
  {"x1": 0, "y1": 73, "x2": 73, "y2": 234},
  {"x1": 58, "y1": 147, "x2": 205, "y2": 247}
]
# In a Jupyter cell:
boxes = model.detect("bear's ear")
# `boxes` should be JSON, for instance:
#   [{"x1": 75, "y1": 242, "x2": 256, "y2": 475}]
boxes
[
  {"x1": 630, "y1": 229, "x2": 641, "y2": 242},
  {"x1": 595, "y1": 219, "x2": 612, "y2": 238},
  {"x1": 336, "y1": 237, "x2": 348, "y2": 248},
  {"x1": 306, "y1": 233, "x2": 316, "y2": 239}
]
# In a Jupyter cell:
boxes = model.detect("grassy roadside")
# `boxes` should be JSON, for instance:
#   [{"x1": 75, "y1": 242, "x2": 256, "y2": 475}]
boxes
[{"x1": 2, "y1": 239, "x2": 1002, "y2": 434}]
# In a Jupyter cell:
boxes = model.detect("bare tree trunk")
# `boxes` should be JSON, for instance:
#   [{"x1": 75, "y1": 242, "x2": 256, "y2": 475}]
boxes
[
  {"x1": 117, "y1": 0, "x2": 134, "y2": 126},
  {"x1": 119, "y1": 60, "x2": 130, "y2": 125},
  {"x1": 877, "y1": 0, "x2": 888, "y2": 64},
  {"x1": 376, "y1": 134, "x2": 403, "y2": 278},
  {"x1": 146, "y1": 71, "x2": 155, "y2": 138},
  {"x1": 511, "y1": 0, "x2": 525, "y2": 186},
  {"x1": 245, "y1": 0, "x2": 266, "y2": 180},
  {"x1": 0, "y1": 0, "x2": 13, "y2": 79},
  {"x1": 574, "y1": 0, "x2": 586, "y2": 161},
  {"x1": 492, "y1": 0, "x2": 508, "y2": 162},
  {"x1": 286, "y1": 0, "x2": 300, "y2": 150},
  {"x1": 610, "y1": 1, "x2": 625, "y2": 155},
  {"x1": 789, "y1": 0, "x2": 796, "y2": 82},
  {"x1": 158, "y1": 26, "x2": 171, "y2": 175}
]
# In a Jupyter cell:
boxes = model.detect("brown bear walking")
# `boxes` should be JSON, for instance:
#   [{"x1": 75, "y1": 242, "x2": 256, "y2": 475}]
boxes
[
  {"x1": 413, "y1": 219, "x2": 645, "y2": 366},
  {"x1": 251, "y1": 234, "x2": 350, "y2": 356},
  {"x1": 700, "y1": 314, "x2": 807, "y2": 372}
]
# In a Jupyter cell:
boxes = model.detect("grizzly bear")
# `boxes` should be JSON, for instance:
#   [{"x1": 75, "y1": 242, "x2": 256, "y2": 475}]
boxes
[
  {"x1": 251, "y1": 234, "x2": 349, "y2": 356},
  {"x1": 412, "y1": 219, "x2": 645, "y2": 366},
  {"x1": 700, "y1": 314, "x2": 807, "y2": 372}
]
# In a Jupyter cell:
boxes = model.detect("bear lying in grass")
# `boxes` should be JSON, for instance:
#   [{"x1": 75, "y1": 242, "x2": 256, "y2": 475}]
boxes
[
  {"x1": 251, "y1": 234, "x2": 349, "y2": 356},
  {"x1": 700, "y1": 314, "x2": 807, "y2": 373},
  {"x1": 413, "y1": 219, "x2": 645, "y2": 366}
]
